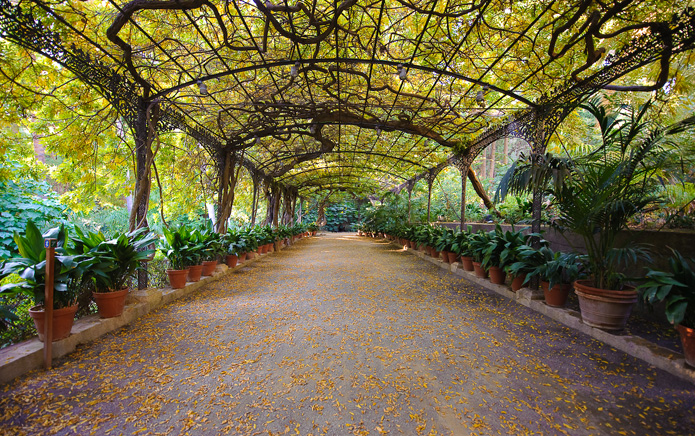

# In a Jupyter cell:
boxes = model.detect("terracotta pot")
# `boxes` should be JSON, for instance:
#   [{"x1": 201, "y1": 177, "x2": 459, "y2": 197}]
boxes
[
  {"x1": 488, "y1": 266, "x2": 506, "y2": 285},
  {"x1": 187, "y1": 264, "x2": 203, "y2": 282},
  {"x1": 676, "y1": 324, "x2": 695, "y2": 367},
  {"x1": 574, "y1": 280, "x2": 637, "y2": 331},
  {"x1": 312, "y1": 231, "x2": 316, "y2": 236},
  {"x1": 238, "y1": 252, "x2": 247, "y2": 262},
  {"x1": 226, "y1": 254, "x2": 238, "y2": 268},
  {"x1": 93, "y1": 288, "x2": 129, "y2": 318},
  {"x1": 446, "y1": 251, "x2": 458, "y2": 264},
  {"x1": 29, "y1": 305, "x2": 78, "y2": 342},
  {"x1": 510, "y1": 274, "x2": 527, "y2": 292},
  {"x1": 202, "y1": 260, "x2": 218, "y2": 276},
  {"x1": 460, "y1": 256, "x2": 474, "y2": 271},
  {"x1": 473, "y1": 262, "x2": 489, "y2": 278},
  {"x1": 247, "y1": 251, "x2": 257, "y2": 259},
  {"x1": 167, "y1": 269, "x2": 189, "y2": 289},
  {"x1": 268, "y1": 244, "x2": 274, "y2": 252},
  {"x1": 432, "y1": 250, "x2": 441, "y2": 260},
  {"x1": 542, "y1": 281, "x2": 572, "y2": 307},
  {"x1": 410, "y1": 241, "x2": 417, "y2": 249}
]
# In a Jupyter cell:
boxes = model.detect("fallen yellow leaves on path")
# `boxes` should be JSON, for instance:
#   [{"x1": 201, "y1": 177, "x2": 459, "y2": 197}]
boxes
[{"x1": 0, "y1": 234, "x2": 693, "y2": 435}]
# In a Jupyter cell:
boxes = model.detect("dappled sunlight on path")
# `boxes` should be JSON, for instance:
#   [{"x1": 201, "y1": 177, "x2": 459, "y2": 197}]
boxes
[{"x1": 0, "y1": 233, "x2": 693, "y2": 435}]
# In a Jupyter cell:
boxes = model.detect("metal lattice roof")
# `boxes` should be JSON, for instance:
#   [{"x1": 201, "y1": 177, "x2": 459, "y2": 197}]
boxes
[{"x1": 1, "y1": 0, "x2": 695, "y2": 196}]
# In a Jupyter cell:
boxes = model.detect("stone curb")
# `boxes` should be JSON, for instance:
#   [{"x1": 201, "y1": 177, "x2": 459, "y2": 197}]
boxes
[
  {"x1": 388, "y1": 240, "x2": 695, "y2": 385},
  {"x1": 0, "y1": 237, "x2": 311, "y2": 385}
]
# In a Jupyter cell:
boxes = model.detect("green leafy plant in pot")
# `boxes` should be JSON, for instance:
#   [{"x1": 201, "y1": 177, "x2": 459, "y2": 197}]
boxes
[
  {"x1": 498, "y1": 230, "x2": 541, "y2": 291},
  {"x1": 483, "y1": 225, "x2": 526, "y2": 285},
  {"x1": 160, "y1": 226, "x2": 196, "y2": 289},
  {"x1": 497, "y1": 99, "x2": 695, "y2": 330},
  {"x1": 73, "y1": 226, "x2": 156, "y2": 318},
  {"x1": 194, "y1": 226, "x2": 226, "y2": 276},
  {"x1": 520, "y1": 246, "x2": 582, "y2": 306},
  {"x1": 638, "y1": 249, "x2": 695, "y2": 367},
  {"x1": 468, "y1": 230, "x2": 493, "y2": 278},
  {"x1": 0, "y1": 221, "x2": 94, "y2": 341},
  {"x1": 451, "y1": 227, "x2": 473, "y2": 271},
  {"x1": 434, "y1": 228, "x2": 457, "y2": 264}
]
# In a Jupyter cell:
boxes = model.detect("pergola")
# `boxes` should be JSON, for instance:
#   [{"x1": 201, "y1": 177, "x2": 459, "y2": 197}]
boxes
[{"x1": 1, "y1": 0, "x2": 694, "y2": 237}]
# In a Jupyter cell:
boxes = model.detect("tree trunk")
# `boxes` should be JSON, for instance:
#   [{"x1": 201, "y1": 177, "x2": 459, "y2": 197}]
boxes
[
  {"x1": 214, "y1": 150, "x2": 240, "y2": 233},
  {"x1": 129, "y1": 99, "x2": 159, "y2": 290},
  {"x1": 263, "y1": 180, "x2": 275, "y2": 226},
  {"x1": 272, "y1": 185, "x2": 281, "y2": 227},
  {"x1": 250, "y1": 175, "x2": 259, "y2": 225},
  {"x1": 467, "y1": 167, "x2": 499, "y2": 216},
  {"x1": 460, "y1": 165, "x2": 469, "y2": 230}
]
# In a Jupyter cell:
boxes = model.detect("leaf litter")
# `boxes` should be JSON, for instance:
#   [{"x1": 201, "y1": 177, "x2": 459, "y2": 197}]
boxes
[{"x1": 0, "y1": 234, "x2": 693, "y2": 435}]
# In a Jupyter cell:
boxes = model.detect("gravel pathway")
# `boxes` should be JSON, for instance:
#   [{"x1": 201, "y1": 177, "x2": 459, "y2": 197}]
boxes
[{"x1": 0, "y1": 233, "x2": 693, "y2": 436}]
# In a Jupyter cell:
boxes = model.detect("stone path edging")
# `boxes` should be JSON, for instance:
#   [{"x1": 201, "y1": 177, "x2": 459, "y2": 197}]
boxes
[
  {"x1": 390, "y1": 240, "x2": 695, "y2": 385},
  {"x1": 0, "y1": 240, "x2": 300, "y2": 385}
]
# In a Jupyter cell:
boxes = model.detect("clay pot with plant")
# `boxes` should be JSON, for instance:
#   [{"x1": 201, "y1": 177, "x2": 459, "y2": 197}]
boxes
[
  {"x1": 521, "y1": 247, "x2": 582, "y2": 307},
  {"x1": 1, "y1": 221, "x2": 93, "y2": 341},
  {"x1": 73, "y1": 226, "x2": 157, "y2": 318},
  {"x1": 639, "y1": 249, "x2": 695, "y2": 367},
  {"x1": 497, "y1": 99, "x2": 695, "y2": 330},
  {"x1": 160, "y1": 226, "x2": 197, "y2": 289}
]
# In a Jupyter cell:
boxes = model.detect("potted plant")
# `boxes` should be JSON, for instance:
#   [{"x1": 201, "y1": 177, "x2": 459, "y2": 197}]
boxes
[
  {"x1": 483, "y1": 225, "x2": 526, "y2": 285},
  {"x1": 241, "y1": 227, "x2": 259, "y2": 259},
  {"x1": 308, "y1": 223, "x2": 318, "y2": 236},
  {"x1": 452, "y1": 228, "x2": 473, "y2": 271},
  {"x1": 522, "y1": 247, "x2": 582, "y2": 306},
  {"x1": 73, "y1": 226, "x2": 156, "y2": 318},
  {"x1": 469, "y1": 230, "x2": 492, "y2": 278},
  {"x1": 160, "y1": 226, "x2": 195, "y2": 289},
  {"x1": 497, "y1": 99, "x2": 689, "y2": 330},
  {"x1": 195, "y1": 227, "x2": 225, "y2": 276},
  {"x1": 224, "y1": 229, "x2": 245, "y2": 266},
  {"x1": 434, "y1": 228, "x2": 457, "y2": 264},
  {"x1": 0, "y1": 221, "x2": 92, "y2": 341},
  {"x1": 638, "y1": 249, "x2": 695, "y2": 367}
]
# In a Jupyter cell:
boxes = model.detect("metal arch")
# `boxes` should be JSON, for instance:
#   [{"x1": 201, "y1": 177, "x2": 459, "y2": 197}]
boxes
[
  {"x1": 275, "y1": 164, "x2": 410, "y2": 184},
  {"x1": 149, "y1": 58, "x2": 536, "y2": 107},
  {"x1": 255, "y1": 149, "x2": 432, "y2": 173},
  {"x1": 2, "y1": 1, "x2": 695, "y2": 199}
]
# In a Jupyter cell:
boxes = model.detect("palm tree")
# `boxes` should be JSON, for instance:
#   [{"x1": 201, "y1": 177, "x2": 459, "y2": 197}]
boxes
[{"x1": 496, "y1": 98, "x2": 695, "y2": 289}]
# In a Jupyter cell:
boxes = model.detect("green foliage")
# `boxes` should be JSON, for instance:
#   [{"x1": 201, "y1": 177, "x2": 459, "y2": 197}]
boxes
[
  {"x1": 451, "y1": 227, "x2": 473, "y2": 257},
  {"x1": 468, "y1": 231, "x2": 493, "y2": 264},
  {"x1": 496, "y1": 99, "x2": 695, "y2": 289},
  {"x1": 0, "y1": 221, "x2": 93, "y2": 309},
  {"x1": 72, "y1": 227, "x2": 157, "y2": 292},
  {"x1": 639, "y1": 249, "x2": 695, "y2": 328},
  {"x1": 0, "y1": 162, "x2": 69, "y2": 260},
  {"x1": 515, "y1": 247, "x2": 583, "y2": 289},
  {"x1": 434, "y1": 227, "x2": 456, "y2": 252},
  {"x1": 323, "y1": 202, "x2": 358, "y2": 232},
  {"x1": 159, "y1": 225, "x2": 204, "y2": 270}
]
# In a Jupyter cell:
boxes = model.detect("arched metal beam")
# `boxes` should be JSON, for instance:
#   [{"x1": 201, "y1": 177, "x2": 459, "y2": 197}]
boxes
[
  {"x1": 275, "y1": 164, "x2": 409, "y2": 183},
  {"x1": 151, "y1": 58, "x2": 536, "y2": 107}
]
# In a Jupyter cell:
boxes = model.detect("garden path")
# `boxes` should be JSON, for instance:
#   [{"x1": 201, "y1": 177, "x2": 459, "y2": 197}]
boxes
[{"x1": 0, "y1": 233, "x2": 693, "y2": 435}]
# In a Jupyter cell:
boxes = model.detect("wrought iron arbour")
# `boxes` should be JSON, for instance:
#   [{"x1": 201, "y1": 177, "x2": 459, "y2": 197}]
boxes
[{"x1": 1, "y1": 0, "x2": 695, "y2": 237}]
